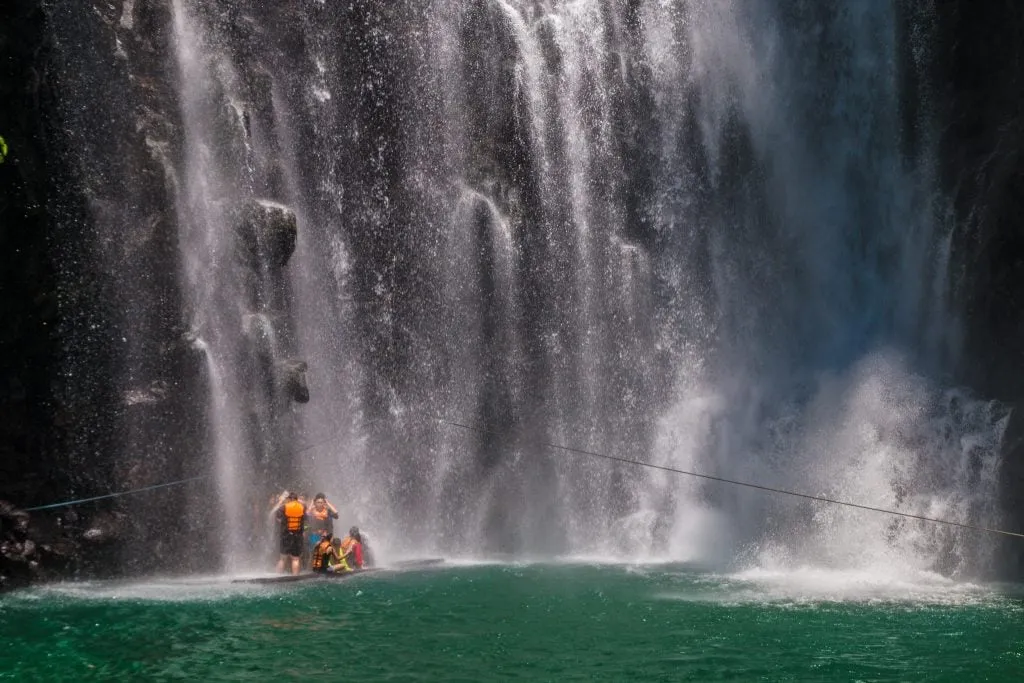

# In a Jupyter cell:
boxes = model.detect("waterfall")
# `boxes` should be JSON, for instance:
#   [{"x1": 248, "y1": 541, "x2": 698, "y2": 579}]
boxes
[
  {"x1": 166, "y1": 0, "x2": 308, "y2": 568},
  {"x1": 46, "y1": 0, "x2": 1007, "y2": 576},
  {"x1": 167, "y1": 0, "x2": 250, "y2": 566},
  {"x1": 632, "y1": 0, "x2": 1006, "y2": 575}
]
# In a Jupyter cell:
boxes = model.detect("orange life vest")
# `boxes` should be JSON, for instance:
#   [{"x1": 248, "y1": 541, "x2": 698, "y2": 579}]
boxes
[
  {"x1": 311, "y1": 539, "x2": 332, "y2": 570},
  {"x1": 340, "y1": 536, "x2": 358, "y2": 554},
  {"x1": 283, "y1": 500, "x2": 305, "y2": 533}
]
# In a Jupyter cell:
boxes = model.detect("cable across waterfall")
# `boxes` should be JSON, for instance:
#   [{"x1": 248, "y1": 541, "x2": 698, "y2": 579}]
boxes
[{"x1": 37, "y1": 0, "x2": 1009, "y2": 578}]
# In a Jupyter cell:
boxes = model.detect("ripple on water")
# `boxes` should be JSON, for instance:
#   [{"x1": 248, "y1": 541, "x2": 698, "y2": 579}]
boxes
[
  {"x1": 3, "y1": 564, "x2": 1023, "y2": 681},
  {"x1": 3, "y1": 575, "x2": 287, "y2": 605},
  {"x1": 653, "y1": 565, "x2": 1008, "y2": 608}
]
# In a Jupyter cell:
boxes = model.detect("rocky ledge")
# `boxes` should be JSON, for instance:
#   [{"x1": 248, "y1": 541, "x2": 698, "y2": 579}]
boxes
[{"x1": 0, "y1": 501, "x2": 131, "y2": 592}]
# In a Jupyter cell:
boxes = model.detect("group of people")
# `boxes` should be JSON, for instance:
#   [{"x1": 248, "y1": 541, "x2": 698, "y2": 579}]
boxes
[{"x1": 271, "y1": 491, "x2": 369, "y2": 576}]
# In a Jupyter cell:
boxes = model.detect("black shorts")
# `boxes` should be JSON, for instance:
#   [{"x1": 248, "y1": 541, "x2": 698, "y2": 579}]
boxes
[{"x1": 280, "y1": 532, "x2": 303, "y2": 557}]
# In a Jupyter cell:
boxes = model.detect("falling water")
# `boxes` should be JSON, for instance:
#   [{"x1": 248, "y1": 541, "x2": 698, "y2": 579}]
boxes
[
  {"x1": 630, "y1": 0, "x2": 1007, "y2": 575},
  {"x1": 47, "y1": 0, "x2": 1009, "y2": 576},
  {"x1": 166, "y1": 0, "x2": 309, "y2": 567}
]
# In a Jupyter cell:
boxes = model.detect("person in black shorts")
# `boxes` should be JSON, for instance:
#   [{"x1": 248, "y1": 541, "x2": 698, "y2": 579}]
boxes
[
  {"x1": 280, "y1": 529, "x2": 303, "y2": 558},
  {"x1": 275, "y1": 491, "x2": 307, "y2": 574}
]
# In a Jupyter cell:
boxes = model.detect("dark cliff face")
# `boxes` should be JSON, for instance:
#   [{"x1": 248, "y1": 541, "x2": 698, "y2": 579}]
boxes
[
  {"x1": 0, "y1": 0, "x2": 77, "y2": 588},
  {"x1": 933, "y1": 3, "x2": 1024, "y2": 570},
  {"x1": 1, "y1": 0, "x2": 213, "y2": 587},
  {"x1": 1, "y1": 1, "x2": 60, "y2": 509},
  {"x1": 938, "y1": 2, "x2": 1024, "y2": 401},
  {"x1": 4, "y1": 0, "x2": 1024, "y2": 586}
]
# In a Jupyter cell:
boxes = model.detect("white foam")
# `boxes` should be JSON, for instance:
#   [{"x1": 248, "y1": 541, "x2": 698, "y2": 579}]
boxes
[
  {"x1": 438, "y1": 556, "x2": 523, "y2": 568},
  {"x1": 7, "y1": 575, "x2": 283, "y2": 604},
  {"x1": 661, "y1": 565, "x2": 1002, "y2": 606},
  {"x1": 2, "y1": 561, "x2": 1011, "y2": 610},
  {"x1": 3, "y1": 563, "x2": 462, "y2": 604}
]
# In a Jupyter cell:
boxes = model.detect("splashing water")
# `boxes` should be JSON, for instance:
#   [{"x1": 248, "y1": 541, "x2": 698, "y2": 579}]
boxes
[{"x1": 47, "y1": 0, "x2": 1009, "y2": 578}]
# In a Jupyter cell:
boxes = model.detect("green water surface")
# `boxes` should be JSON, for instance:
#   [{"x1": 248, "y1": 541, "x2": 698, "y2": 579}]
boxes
[{"x1": 2, "y1": 563, "x2": 1023, "y2": 681}]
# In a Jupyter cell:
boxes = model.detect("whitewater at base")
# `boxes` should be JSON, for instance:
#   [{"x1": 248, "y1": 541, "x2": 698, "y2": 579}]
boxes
[{"x1": 4, "y1": 562, "x2": 1023, "y2": 681}]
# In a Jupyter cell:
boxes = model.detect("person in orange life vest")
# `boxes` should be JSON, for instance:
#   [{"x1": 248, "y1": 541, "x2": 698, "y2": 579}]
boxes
[
  {"x1": 339, "y1": 526, "x2": 365, "y2": 570},
  {"x1": 310, "y1": 533, "x2": 334, "y2": 574},
  {"x1": 307, "y1": 493, "x2": 339, "y2": 553},
  {"x1": 268, "y1": 489, "x2": 308, "y2": 518},
  {"x1": 275, "y1": 491, "x2": 307, "y2": 575}
]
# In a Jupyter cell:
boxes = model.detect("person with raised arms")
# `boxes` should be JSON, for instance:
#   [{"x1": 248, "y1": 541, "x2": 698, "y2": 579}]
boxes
[
  {"x1": 274, "y1": 491, "x2": 307, "y2": 575},
  {"x1": 307, "y1": 492, "x2": 339, "y2": 557}
]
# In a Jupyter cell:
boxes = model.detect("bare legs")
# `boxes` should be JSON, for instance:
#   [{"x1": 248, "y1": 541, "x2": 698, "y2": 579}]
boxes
[{"x1": 276, "y1": 554, "x2": 301, "y2": 575}]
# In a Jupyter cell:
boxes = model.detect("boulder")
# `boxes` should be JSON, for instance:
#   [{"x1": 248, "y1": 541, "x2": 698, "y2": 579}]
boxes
[
  {"x1": 278, "y1": 359, "x2": 310, "y2": 404},
  {"x1": 0, "y1": 501, "x2": 37, "y2": 590},
  {"x1": 242, "y1": 312, "x2": 277, "y2": 358},
  {"x1": 0, "y1": 500, "x2": 30, "y2": 534},
  {"x1": 236, "y1": 201, "x2": 297, "y2": 269},
  {"x1": 81, "y1": 511, "x2": 128, "y2": 545},
  {"x1": 123, "y1": 379, "x2": 170, "y2": 406}
]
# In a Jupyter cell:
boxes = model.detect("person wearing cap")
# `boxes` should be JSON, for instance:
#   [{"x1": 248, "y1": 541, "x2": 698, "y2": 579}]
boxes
[
  {"x1": 306, "y1": 493, "x2": 339, "y2": 557},
  {"x1": 339, "y1": 526, "x2": 365, "y2": 570}
]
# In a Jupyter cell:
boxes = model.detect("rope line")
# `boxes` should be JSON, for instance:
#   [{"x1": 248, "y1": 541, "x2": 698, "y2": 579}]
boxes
[
  {"x1": 24, "y1": 476, "x2": 209, "y2": 512},
  {"x1": 21, "y1": 413, "x2": 1023, "y2": 542},
  {"x1": 20, "y1": 418, "x2": 390, "y2": 513},
  {"x1": 433, "y1": 417, "x2": 1024, "y2": 540}
]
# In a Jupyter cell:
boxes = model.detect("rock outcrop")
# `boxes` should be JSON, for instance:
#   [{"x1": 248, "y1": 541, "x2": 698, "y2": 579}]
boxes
[
  {"x1": 8, "y1": 0, "x2": 1024, "y2": 588},
  {"x1": 278, "y1": 359, "x2": 310, "y2": 404},
  {"x1": 0, "y1": 502, "x2": 75, "y2": 591},
  {"x1": 236, "y1": 201, "x2": 298, "y2": 270}
]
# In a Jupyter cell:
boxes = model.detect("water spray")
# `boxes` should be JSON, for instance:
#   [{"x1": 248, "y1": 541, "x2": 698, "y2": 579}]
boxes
[
  {"x1": 19, "y1": 418, "x2": 392, "y2": 513},
  {"x1": 429, "y1": 417, "x2": 1024, "y2": 541},
  {"x1": 18, "y1": 413, "x2": 1020, "y2": 541}
]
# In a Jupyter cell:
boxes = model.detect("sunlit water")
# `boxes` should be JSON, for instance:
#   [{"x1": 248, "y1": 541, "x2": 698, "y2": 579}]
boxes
[{"x1": 3, "y1": 563, "x2": 1023, "y2": 681}]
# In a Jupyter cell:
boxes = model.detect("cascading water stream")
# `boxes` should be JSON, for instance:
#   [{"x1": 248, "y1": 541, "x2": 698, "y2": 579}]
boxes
[
  {"x1": 190, "y1": 339, "x2": 247, "y2": 567},
  {"x1": 631, "y1": 0, "x2": 1006, "y2": 575},
  {"x1": 167, "y1": 0, "x2": 307, "y2": 569},
  {"x1": 51, "y1": 0, "x2": 1010, "y2": 577},
  {"x1": 168, "y1": 0, "x2": 251, "y2": 566}
]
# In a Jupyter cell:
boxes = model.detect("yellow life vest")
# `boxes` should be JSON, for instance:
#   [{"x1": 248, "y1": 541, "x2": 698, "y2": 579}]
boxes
[{"x1": 329, "y1": 551, "x2": 351, "y2": 572}]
